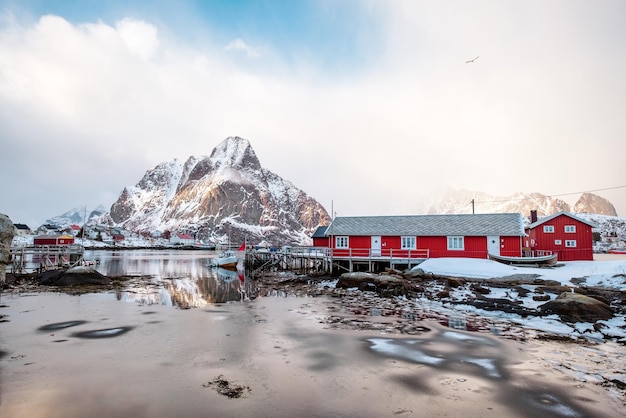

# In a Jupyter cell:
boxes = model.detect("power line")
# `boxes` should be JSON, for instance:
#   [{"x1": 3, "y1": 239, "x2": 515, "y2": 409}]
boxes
[{"x1": 549, "y1": 185, "x2": 626, "y2": 198}]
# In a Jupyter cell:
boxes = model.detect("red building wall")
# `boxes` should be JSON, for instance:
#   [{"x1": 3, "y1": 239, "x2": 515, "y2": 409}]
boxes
[
  {"x1": 526, "y1": 215, "x2": 594, "y2": 261},
  {"x1": 328, "y1": 234, "x2": 522, "y2": 259},
  {"x1": 33, "y1": 235, "x2": 75, "y2": 245},
  {"x1": 418, "y1": 236, "x2": 488, "y2": 259},
  {"x1": 313, "y1": 237, "x2": 329, "y2": 247},
  {"x1": 500, "y1": 236, "x2": 523, "y2": 257}
]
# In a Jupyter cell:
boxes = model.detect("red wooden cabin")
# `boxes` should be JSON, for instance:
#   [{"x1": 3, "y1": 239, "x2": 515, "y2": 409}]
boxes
[
  {"x1": 320, "y1": 213, "x2": 525, "y2": 260},
  {"x1": 312, "y1": 225, "x2": 330, "y2": 247},
  {"x1": 33, "y1": 234, "x2": 75, "y2": 246},
  {"x1": 525, "y1": 211, "x2": 596, "y2": 261}
]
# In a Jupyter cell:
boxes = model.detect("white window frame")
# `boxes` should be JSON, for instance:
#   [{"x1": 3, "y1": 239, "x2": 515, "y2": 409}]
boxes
[
  {"x1": 565, "y1": 240, "x2": 577, "y2": 248},
  {"x1": 447, "y1": 236, "x2": 464, "y2": 250},
  {"x1": 335, "y1": 236, "x2": 349, "y2": 249},
  {"x1": 543, "y1": 225, "x2": 554, "y2": 233},
  {"x1": 564, "y1": 225, "x2": 576, "y2": 233},
  {"x1": 401, "y1": 236, "x2": 416, "y2": 250},
  {"x1": 554, "y1": 239, "x2": 562, "y2": 245}
]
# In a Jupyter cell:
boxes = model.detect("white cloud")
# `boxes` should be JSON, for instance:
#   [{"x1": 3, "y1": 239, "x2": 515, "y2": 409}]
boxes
[
  {"x1": 116, "y1": 17, "x2": 160, "y2": 59},
  {"x1": 1, "y1": 2, "x2": 625, "y2": 228},
  {"x1": 224, "y1": 38, "x2": 260, "y2": 58}
]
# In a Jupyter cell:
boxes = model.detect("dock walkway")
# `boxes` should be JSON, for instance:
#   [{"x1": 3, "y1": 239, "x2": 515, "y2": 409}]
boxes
[
  {"x1": 245, "y1": 247, "x2": 429, "y2": 275},
  {"x1": 8, "y1": 245, "x2": 86, "y2": 274}
]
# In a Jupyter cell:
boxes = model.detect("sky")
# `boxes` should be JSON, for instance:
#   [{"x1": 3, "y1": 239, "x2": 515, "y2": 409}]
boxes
[{"x1": 1, "y1": 0, "x2": 625, "y2": 228}]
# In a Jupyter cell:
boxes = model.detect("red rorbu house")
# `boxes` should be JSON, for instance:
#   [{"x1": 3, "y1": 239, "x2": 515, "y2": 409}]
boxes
[
  {"x1": 312, "y1": 225, "x2": 330, "y2": 247},
  {"x1": 33, "y1": 234, "x2": 75, "y2": 246},
  {"x1": 525, "y1": 211, "x2": 597, "y2": 261},
  {"x1": 320, "y1": 213, "x2": 525, "y2": 272}
]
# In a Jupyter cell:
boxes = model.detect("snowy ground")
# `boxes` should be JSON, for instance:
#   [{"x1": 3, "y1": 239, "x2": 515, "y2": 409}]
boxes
[{"x1": 412, "y1": 256, "x2": 626, "y2": 343}]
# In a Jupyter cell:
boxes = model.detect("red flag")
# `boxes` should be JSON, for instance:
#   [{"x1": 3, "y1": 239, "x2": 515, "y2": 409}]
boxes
[{"x1": 238, "y1": 242, "x2": 246, "y2": 251}]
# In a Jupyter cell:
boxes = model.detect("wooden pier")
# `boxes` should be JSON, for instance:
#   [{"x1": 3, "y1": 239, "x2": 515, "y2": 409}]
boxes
[
  {"x1": 8, "y1": 245, "x2": 87, "y2": 274},
  {"x1": 245, "y1": 247, "x2": 331, "y2": 276},
  {"x1": 245, "y1": 247, "x2": 429, "y2": 276}
]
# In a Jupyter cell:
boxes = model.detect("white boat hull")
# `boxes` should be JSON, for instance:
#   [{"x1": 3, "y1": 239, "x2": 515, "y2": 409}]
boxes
[
  {"x1": 208, "y1": 251, "x2": 239, "y2": 269},
  {"x1": 488, "y1": 252, "x2": 557, "y2": 266}
]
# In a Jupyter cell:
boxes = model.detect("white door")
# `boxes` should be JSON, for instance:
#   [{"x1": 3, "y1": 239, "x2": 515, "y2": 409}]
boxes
[
  {"x1": 487, "y1": 236, "x2": 500, "y2": 256},
  {"x1": 371, "y1": 236, "x2": 381, "y2": 256}
]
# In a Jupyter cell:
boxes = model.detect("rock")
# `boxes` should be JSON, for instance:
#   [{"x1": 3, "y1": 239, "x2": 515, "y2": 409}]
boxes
[
  {"x1": 336, "y1": 272, "x2": 381, "y2": 289},
  {"x1": 0, "y1": 213, "x2": 15, "y2": 285},
  {"x1": 336, "y1": 272, "x2": 408, "y2": 297},
  {"x1": 470, "y1": 283, "x2": 491, "y2": 294},
  {"x1": 447, "y1": 278, "x2": 464, "y2": 288},
  {"x1": 538, "y1": 292, "x2": 614, "y2": 323},
  {"x1": 37, "y1": 266, "x2": 111, "y2": 286}
]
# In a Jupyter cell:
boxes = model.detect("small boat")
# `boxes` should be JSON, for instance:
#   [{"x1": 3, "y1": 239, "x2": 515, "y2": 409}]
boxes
[
  {"x1": 608, "y1": 248, "x2": 626, "y2": 254},
  {"x1": 207, "y1": 250, "x2": 238, "y2": 269},
  {"x1": 488, "y1": 252, "x2": 558, "y2": 266}
]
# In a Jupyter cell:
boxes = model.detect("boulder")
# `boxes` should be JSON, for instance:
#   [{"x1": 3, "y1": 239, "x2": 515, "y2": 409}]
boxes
[
  {"x1": 539, "y1": 292, "x2": 614, "y2": 323},
  {"x1": 37, "y1": 266, "x2": 111, "y2": 286},
  {"x1": 336, "y1": 272, "x2": 408, "y2": 297},
  {"x1": 0, "y1": 213, "x2": 15, "y2": 285}
]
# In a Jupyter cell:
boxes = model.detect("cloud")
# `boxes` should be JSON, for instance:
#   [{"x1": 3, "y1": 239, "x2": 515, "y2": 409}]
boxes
[
  {"x1": 116, "y1": 17, "x2": 159, "y2": 59},
  {"x1": 1, "y1": 1, "x2": 625, "y2": 228},
  {"x1": 224, "y1": 38, "x2": 260, "y2": 58}
]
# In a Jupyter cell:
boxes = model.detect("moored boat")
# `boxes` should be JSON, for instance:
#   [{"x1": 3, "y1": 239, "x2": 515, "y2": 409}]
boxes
[
  {"x1": 207, "y1": 250, "x2": 238, "y2": 269},
  {"x1": 488, "y1": 252, "x2": 558, "y2": 266},
  {"x1": 608, "y1": 248, "x2": 626, "y2": 254}
]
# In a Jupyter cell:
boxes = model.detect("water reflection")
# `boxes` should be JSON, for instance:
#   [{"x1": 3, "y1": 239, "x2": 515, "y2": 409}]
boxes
[{"x1": 84, "y1": 250, "x2": 254, "y2": 308}]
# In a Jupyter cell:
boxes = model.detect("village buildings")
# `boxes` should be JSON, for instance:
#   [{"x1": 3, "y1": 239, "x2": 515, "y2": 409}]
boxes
[{"x1": 314, "y1": 211, "x2": 598, "y2": 271}]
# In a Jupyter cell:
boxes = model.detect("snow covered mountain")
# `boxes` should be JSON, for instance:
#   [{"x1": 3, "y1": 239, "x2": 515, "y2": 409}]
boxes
[
  {"x1": 425, "y1": 188, "x2": 618, "y2": 218},
  {"x1": 100, "y1": 136, "x2": 331, "y2": 246},
  {"x1": 44, "y1": 205, "x2": 107, "y2": 228}
]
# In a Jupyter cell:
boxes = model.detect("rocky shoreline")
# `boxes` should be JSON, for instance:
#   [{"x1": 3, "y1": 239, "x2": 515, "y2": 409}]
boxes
[
  {"x1": 3, "y1": 266, "x2": 625, "y2": 342},
  {"x1": 252, "y1": 269, "x2": 625, "y2": 337}
]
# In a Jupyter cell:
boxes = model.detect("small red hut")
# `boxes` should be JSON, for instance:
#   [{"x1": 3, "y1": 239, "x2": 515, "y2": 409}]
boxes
[{"x1": 34, "y1": 234, "x2": 75, "y2": 246}]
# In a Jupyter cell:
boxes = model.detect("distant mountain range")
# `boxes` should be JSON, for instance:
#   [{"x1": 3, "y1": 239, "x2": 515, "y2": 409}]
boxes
[
  {"x1": 44, "y1": 136, "x2": 624, "y2": 245},
  {"x1": 425, "y1": 189, "x2": 617, "y2": 218},
  {"x1": 44, "y1": 205, "x2": 107, "y2": 228}
]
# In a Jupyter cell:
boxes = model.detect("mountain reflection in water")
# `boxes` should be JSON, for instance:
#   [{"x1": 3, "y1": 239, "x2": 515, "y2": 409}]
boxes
[{"x1": 86, "y1": 250, "x2": 252, "y2": 307}]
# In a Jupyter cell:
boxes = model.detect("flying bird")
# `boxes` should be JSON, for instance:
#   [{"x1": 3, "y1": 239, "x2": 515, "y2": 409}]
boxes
[{"x1": 465, "y1": 56, "x2": 479, "y2": 63}]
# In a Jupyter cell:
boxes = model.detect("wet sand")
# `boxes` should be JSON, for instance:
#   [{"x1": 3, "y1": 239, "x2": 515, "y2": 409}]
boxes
[{"x1": 1, "y1": 291, "x2": 624, "y2": 418}]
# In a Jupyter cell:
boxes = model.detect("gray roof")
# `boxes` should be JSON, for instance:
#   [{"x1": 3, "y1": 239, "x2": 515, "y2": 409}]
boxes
[
  {"x1": 527, "y1": 211, "x2": 598, "y2": 229},
  {"x1": 325, "y1": 213, "x2": 524, "y2": 237},
  {"x1": 311, "y1": 225, "x2": 328, "y2": 238}
]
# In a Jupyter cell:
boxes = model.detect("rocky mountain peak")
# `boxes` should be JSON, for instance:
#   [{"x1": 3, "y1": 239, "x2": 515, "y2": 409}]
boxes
[
  {"x1": 102, "y1": 136, "x2": 331, "y2": 245},
  {"x1": 573, "y1": 193, "x2": 617, "y2": 216},
  {"x1": 209, "y1": 136, "x2": 261, "y2": 172}
]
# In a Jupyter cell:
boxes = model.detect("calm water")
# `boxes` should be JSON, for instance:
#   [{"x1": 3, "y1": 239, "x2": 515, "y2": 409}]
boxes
[{"x1": 86, "y1": 249, "x2": 251, "y2": 307}]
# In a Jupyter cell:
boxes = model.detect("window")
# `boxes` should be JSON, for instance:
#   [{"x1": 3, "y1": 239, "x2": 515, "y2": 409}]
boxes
[
  {"x1": 401, "y1": 236, "x2": 416, "y2": 250},
  {"x1": 555, "y1": 240, "x2": 562, "y2": 245},
  {"x1": 565, "y1": 240, "x2": 577, "y2": 248},
  {"x1": 335, "y1": 236, "x2": 349, "y2": 249},
  {"x1": 543, "y1": 225, "x2": 554, "y2": 233},
  {"x1": 565, "y1": 225, "x2": 576, "y2": 233},
  {"x1": 447, "y1": 236, "x2": 464, "y2": 250}
]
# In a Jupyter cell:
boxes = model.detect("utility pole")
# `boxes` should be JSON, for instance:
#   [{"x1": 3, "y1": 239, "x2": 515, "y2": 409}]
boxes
[{"x1": 471, "y1": 199, "x2": 475, "y2": 214}]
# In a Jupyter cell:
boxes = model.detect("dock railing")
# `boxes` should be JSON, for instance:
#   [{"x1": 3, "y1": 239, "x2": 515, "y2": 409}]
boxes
[{"x1": 246, "y1": 246, "x2": 429, "y2": 275}]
